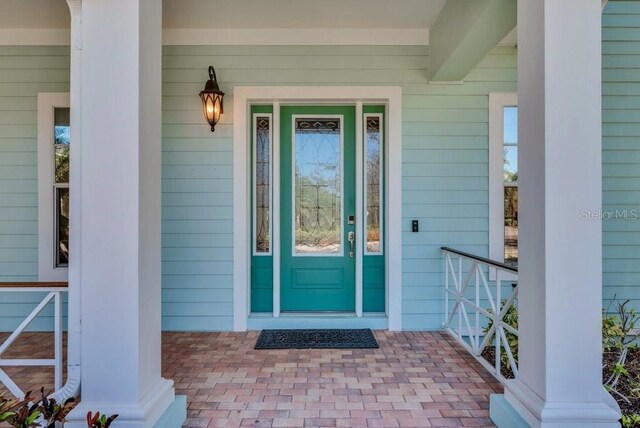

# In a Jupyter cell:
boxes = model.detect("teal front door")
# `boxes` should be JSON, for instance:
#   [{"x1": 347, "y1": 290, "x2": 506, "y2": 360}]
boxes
[{"x1": 280, "y1": 106, "x2": 356, "y2": 311}]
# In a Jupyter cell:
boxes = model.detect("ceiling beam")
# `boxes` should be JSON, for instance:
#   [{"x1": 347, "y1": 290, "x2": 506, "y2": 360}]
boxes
[{"x1": 428, "y1": 0, "x2": 516, "y2": 82}]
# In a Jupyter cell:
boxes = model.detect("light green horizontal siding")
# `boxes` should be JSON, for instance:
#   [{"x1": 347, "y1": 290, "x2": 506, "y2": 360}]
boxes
[
  {"x1": 161, "y1": 43, "x2": 515, "y2": 331},
  {"x1": 603, "y1": 1, "x2": 640, "y2": 311},
  {"x1": 0, "y1": 47, "x2": 69, "y2": 331}
]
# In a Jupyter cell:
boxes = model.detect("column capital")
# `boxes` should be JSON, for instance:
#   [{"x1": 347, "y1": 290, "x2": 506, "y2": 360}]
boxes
[{"x1": 66, "y1": 0, "x2": 81, "y2": 18}]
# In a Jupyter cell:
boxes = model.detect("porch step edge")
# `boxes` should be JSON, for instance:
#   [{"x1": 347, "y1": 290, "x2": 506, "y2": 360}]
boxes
[{"x1": 247, "y1": 314, "x2": 388, "y2": 330}]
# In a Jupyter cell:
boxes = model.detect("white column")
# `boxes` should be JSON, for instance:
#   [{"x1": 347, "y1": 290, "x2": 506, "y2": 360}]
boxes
[
  {"x1": 65, "y1": 0, "x2": 177, "y2": 426},
  {"x1": 499, "y1": 1, "x2": 620, "y2": 426}
]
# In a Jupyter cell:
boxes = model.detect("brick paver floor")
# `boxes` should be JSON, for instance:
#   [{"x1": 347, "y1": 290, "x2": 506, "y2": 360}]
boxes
[{"x1": 1, "y1": 331, "x2": 501, "y2": 427}]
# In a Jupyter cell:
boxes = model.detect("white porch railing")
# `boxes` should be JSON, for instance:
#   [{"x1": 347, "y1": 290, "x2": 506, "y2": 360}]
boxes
[
  {"x1": 442, "y1": 247, "x2": 518, "y2": 383},
  {"x1": 0, "y1": 282, "x2": 68, "y2": 398}
]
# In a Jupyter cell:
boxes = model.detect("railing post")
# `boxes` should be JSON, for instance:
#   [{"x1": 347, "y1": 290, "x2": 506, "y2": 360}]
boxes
[
  {"x1": 444, "y1": 253, "x2": 449, "y2": 327},
  {"x1": 474, "y1": 262, "x2": 480, "y2": 354},
  {"x1": 496, "y1": 270, "x2": 502, "y2": 376},
  {"x1": 457, "y1": 256, "x2": 462, "y2": 341}
]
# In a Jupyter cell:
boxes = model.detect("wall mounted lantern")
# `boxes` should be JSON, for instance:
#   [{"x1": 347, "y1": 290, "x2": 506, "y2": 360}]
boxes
[{"x1": 199, "y1": 66, "x2": 225, "y2": 132}]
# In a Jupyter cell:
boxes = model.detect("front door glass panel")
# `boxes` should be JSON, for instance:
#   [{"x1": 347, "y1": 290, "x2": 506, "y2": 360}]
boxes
[{"x1": 293, "y1": 118, "x2": 342, "y2": 255}]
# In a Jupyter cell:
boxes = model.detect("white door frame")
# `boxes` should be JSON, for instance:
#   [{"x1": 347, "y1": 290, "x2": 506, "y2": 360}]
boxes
[{"x1": 233, "y1": 87, "x2": 402, "y2": 331}]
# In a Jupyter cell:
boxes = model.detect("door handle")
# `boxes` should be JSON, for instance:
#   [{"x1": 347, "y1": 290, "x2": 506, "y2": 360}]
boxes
[{"x1": 348, "y1": 231, "x2": 355, "y2": 258}]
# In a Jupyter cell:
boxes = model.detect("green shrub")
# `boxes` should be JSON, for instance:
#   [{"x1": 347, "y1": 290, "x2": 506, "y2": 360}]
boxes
[
  {"x1": 0, "y1": 388, "x2": 115, "y2": 428},
  {"x1": 483, "y1": 300, "x2": 519, "y2": 371},
  {"x1": 87, "y1": 412, "x2": 118, "y2": 428},
  {"x1": 0, "y1": 392, "x2": 39, "y2": 428},
  {"x1": 622, "y1": 413, "x2": 640, "y2": 427},
  {"x1": 600, "y1": 300, "x2": 640, "y2": 427}
]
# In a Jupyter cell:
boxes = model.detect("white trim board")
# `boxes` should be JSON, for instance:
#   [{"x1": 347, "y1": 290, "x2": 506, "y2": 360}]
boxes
[
  {"x1": 272, "y1": 103, "x2": 281, "y2": 317},
  {"x1": 0, "y1": 28, "x2": 429, "y2": 46},
  {"x1": 233, "y1": 86, "x2": 403, "y2": 332},
  {"x1": 355, "y1": 103, "x2": 364, "y2": 318},
  {"x1": 37, "y1": 92, "x2": 70, "y2": 282},
  {"x1": 488, "y1": 92, "x2": 518, "y2": 280}
]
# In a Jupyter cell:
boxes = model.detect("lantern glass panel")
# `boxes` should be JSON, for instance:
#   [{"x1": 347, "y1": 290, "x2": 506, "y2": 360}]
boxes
[{"x1": 213, "y1": 96, "x2": 222, "y2": 123}]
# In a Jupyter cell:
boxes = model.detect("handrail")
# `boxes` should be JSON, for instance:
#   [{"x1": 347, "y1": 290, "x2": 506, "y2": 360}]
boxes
[
  {"x1": 442, "y1": 247, "x2": 519, "y2": 384},
  {"x1": 0, "y1": 282, "x2": 68, "y2": 288},
  {"x1": 0, "y1": 283, "x2": 68, "y2": 398},
  {"x1": 441, "y1": 247, "x2": 518, "y2": 273}
]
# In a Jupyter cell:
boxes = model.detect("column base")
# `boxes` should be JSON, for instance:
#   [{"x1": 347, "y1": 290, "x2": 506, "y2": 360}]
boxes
[
  {"x1": 154, "y1": 395, "x2": 187, "y2": 428},
  {"x1": 499, "y1": 379, "x2": 620, "y2": 428},
  {"x1": 65, "y1": 378, "x2": 179, "y2": 428},
  {"x1": 490, "y1": 394, "x2": 530, "y2": 428}
]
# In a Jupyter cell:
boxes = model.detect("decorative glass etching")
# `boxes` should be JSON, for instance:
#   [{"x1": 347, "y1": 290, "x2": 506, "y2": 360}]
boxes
[
  {"x1": 503, "y1": 106, "x2": 518, "y2": 265},
  {"x1": 294, "y1": 118, "x2": 342, "y2": 254},
  {"x1": 255, "y1": 116, "x2": 271, "y2": 253},
  {"x1": 54, "y1": 107, "x2": 70, "y2": 267},
  {"x1": 365, "y1": 115, "x2": 382, "y2": 253}
]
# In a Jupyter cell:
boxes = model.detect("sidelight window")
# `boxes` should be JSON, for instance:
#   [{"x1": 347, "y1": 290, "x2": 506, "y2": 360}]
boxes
[{"x1": 253, "y1": 114, "x2": 272, "y2": 254}]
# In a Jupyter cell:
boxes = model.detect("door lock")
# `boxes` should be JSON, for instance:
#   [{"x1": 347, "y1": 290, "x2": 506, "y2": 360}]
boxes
[{"x1": 348, "y1": 231, "x2": 355, "y2": 258}]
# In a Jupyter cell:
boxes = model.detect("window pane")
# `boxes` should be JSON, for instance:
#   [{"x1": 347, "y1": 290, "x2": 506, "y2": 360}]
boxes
[
  {"x1": 56, "y1": 187, "x2": 70, "y2": 267},
  {"x1": 294, "y1": 118, "x2": 342, "y2": 254},
  {"x1": 54, "y1": 107, "x2": 70, "y2": 184},
  {"x1": 504, "y1": 186, "x2": 518, "y2": 265},
  {"x1": 54, "y1": 108, "x2": 70, "y2": 145},
  {"x1": 365, "y1": 116, "x2": 382, "y2": 253},
  {"x1": 255, "y1": 116, "x2": 270, "y2": 253},
  {"x1": 55, "y1": 145, "x2": 70, "y2": 183},
  {"x1": 503, "y1": 146, "x2": 517, "y2": 183},
  {"x1": 503, "y1": 106, "x2": 518, "y2": 145},
  {"x1": 54, "y1": 107, "x2": 70, "y2": 127},
  {"x1": 54, "y1": 126, "x2": 70, "y2": 145}
]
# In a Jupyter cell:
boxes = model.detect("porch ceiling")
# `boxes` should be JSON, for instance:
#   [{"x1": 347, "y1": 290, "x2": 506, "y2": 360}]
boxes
[
  {"x1": 165, "y1": 0, "x2": 447, "y2": 29},
  {"x1": 0, "y1": 0, "x2": 70, "y2": 28},
  {"x1": 0, "y1": 0, "x2": 523, "y2": 47},
  {"x1": 0, "y1": 0, "x2": 447, "y2": 30}
]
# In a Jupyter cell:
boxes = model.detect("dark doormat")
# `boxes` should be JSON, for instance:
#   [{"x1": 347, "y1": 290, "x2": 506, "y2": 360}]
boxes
[{"x1": 254, "y1": 329, "x2": 379, "y2": 350}]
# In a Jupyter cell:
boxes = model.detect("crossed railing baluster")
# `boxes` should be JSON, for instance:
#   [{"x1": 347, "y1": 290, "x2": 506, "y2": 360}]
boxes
[
  {"x1": 442, "y1": 248, "x2": 518, "y2": 383},
  {"x1": 0, "y1": 283, "x2": 67, "y2": 398}
]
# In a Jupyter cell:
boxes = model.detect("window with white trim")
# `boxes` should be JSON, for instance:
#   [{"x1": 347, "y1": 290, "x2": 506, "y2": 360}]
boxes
[
  {"x1": 489, "y1": 93, "x2": 518, "y2": 267},
  {"x1": 38, "y1": 93, "x2": 70, "y2": 281}
]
